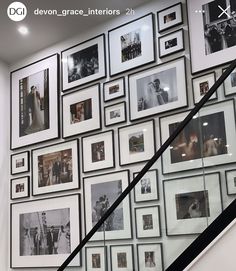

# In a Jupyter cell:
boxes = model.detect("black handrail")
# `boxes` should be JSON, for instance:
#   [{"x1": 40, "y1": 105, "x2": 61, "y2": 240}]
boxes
[{"x1": 58, "y1": 58, "x2": 236, "y2": 271}]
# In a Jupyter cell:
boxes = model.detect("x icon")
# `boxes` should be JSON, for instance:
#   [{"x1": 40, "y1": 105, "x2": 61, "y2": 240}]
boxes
[{"x1": 218, "y1": 5, "x2": 231, "y2": 18}]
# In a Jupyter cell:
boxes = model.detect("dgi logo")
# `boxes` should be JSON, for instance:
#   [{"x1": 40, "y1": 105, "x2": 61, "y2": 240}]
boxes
[{"x1": 7, "y1": 2, "x2": 27, "y2": 22}]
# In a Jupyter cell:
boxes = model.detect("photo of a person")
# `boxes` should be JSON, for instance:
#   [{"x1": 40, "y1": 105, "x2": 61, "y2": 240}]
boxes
[
  {"x1": 164, "y1": 11, "x2": 176, "y2": 23},
  {"x1": 145, "y1": 251, "x2": 156, "y2": 267},
  {"x1": 91, "y1": 141, "x2": 105, "y2": 163},
  {"x1": 46, "y1": 226, "x2": 57, "y2": 255},
  {"x1": 143, "y1": 214, "x2": 153, "y2": 230},
  {"x1": 117, "y1": 252, "x2": 127, "y2": 268},
  {"x1": 199, "y1": 81, "x2": 209, "y2": 95},
  {"x1": 70, "y1": 98, "x2": 92, "y2": 124},
  {"x1": 141, "y1": 178, "x2": 151, "y2": 194},
  {"x1": 92, "y1": 253, "x2": 101, "y2": 268},
  {"x1": 129, "y1": 132, "x2": 144, "y2": 154}
]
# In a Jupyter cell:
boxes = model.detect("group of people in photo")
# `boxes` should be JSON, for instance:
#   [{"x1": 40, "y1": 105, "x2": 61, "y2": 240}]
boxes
[{"x1": 121, "y1": 31, "x2": 142, "y2": 62}]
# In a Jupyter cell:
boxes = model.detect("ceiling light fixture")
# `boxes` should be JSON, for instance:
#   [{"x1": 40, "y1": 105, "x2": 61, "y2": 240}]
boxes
[{"x1": 18, "y1": 26, "x2": 29, "y2": 35}]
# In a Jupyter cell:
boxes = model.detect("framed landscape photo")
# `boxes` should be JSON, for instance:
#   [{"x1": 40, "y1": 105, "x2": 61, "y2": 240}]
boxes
[
  {"x1": 11, "y1": 194, "x2": 81, "y2": 268},
  {"x1": 225, "y1": 169, "x2": 236, "y2": 195},
  {"x1": 11, "y1": 54, "x2": 59, "y2": 150},
  {"x1": 110, "y1": 245, "x2": 134, "y2": 271},
  {"x1": 163, "y1": 173, "x2": 222, "y2": 236},
  {"x1": 103, "y1": 77, "x2": 125, "y2": 102},
  {"x1": 83, "y1": 170, "x2": 132, "y2": 241},
  {"x1": 85, "y1": 246, "x2": 107, "y2": 271},
  {"x1": 11, "y1": 151, "x2": 30, "y2": 175},
  {"x1": 61, "y1": 34, "x2": 106, "y2": 91},
  {"x1": 104, "y1": 102, "x2": 127, "y2": 127},
  {"x1": 108, "y1": 13, "x2": 155, "y2": 76},
  {"x1": 11, "y1": 176, "x2": 30, "y2": 200},
  {"x1": 62, "y1": 84, "x2": 101, "y2": 138},
  {"x1": 32, "y1": 140, "x2": 79, "y2": 196},
  {"x1": 128, "y1": 57, "x2": 187, "y2": 121},
  {"x1": 223, "y1": 67, "x2": 236, "y2": 96}
]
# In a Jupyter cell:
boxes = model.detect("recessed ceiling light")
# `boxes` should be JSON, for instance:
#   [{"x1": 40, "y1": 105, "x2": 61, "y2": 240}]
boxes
[{"x1": 18, "y1": 26, "x2": 29, "y2": 35}]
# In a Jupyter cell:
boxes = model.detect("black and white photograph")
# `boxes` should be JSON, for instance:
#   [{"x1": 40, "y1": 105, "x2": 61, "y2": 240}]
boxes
[
  {"x1": 117, "y1": 252, "x2": 127, "y2": 267},
  {"x1": 11, "y1": 176, "x2": 30, "y2": 200},
  {"x1": 92, "y1": 253, "x2": 101, "y2": 268},
  {"x1": 223, "y1": 67, "x2": 236, "y2": 96},
  {"x1": 70, "y1": 98, "x2": 92, "y2": 124},
  {"x1": 104, "y1": 102, "x2": 126, "y2": 127},
  {"x1": 110, "y1": 245, "x2": 134, "y2": 271},
  {"x1": 225, "y1": 169, "x2": 236, "y2": 195},
  {"x1": 11, "y1": 151, "x2": 30, "y2": 175},
  {"x1": 143, "y1": 214, "x2": 154, "y2": 230},
  {"x1": 103, "y1": 77, "x2": 125, "y2": 102},
  {"x1": 85, "y1": 246, "x2": 107, "y2": 271},
  {"x1": 129, "y1": 131, "x2": 144, "y2": 154},
  {"x1": 91, "y1": 141, "x2": 105, "y2": 163}
]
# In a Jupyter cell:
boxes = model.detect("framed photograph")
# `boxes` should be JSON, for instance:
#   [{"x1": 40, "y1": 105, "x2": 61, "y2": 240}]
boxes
[
  {"x1": 11, "y1": 54, "x2": 59, "y2": 150},
  {"x1": 223, "y1": 67, "x2": 236, "y2": 96},
  {"x1": 32, "y1": 140, "x2": 79, "y2": 196},
  {"x1": 82, "y1": 130, "x2": 115, "y2": 173},
  {"x1": 160, "y1": 99, "x2": 236, "y2": 174},
  {"x1": 61, "y1": 34, "x2": 106, "y2": 91},
  {"x1": 85, "y1": 246, "x2": 107, "y2": 271},
  {"x1": 103, "y1": 77, "x2": 125, "y2": 102},
  {"x1": 83, "y1": 170, "x2": 132, "y2": 241},
  {"x1": 135, "y1": 205, "x2": 161, "y2": 238},
  {"x1": 10, "y1": 194, "x2": 81, "y2": 268},
  {"x1": 104, "y1": 102, "x2": 126, "y2": 127},
  {"x1": 118, "y1": 120, "x2": 156, "y2": 166},
  {"x1": 133, "y1": 169, "x2": 159, "y2": 203},
  {"x1": 158, "y1": 29, "x2": 185, "y2": 58},
  {"x1": 157, "y1": 2, "x2": 183, "y2": 33},
  {"x1": 62, "y1": 84, "x2": 101, "y2": 138},
  {"x1": 192, "y1": 72, "x2": 217, "y2": 104},
  {"x1": 163, "y1": 172, "x2": 222, "y2": 235},
  {"x1": 188, "y1": 0, "x2": 236, "y2": 74},
  {"x1": 11, "y1": 151, "x2": 30, "y2": 175},
  {"x1": 11, "y1": 176, "x2": 30, "y2": 200},
  {"x1": 225, "y1": 169, "x2": 236, "y2": 195},
  {"x1": 110, "y1": 245, "x2": 134, "y2": 271},
  {"x1": 128, "y1": 57, "x2": 187, "y2": 121},
  {"x1": 108, "y1": 13, "x2": 155, "y2": 76},
  {"x1": 137, "y1": 243, "x2": 164, "y2": 271}
]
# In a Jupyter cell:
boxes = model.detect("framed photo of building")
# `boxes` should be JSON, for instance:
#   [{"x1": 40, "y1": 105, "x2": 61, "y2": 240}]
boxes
[
  {"x1": 11, "y1": 176, "x2": 30, "y2": 200},
  {"x1": 103, "y1": 77, "x2": 125, "y2": 102},
  {"x1": 11, "y1": 54, "x2": 59, "y2": 150},
  {"x1": 223, "y1": 67, "x2": 236, "y2": 96},
  {"x1": 225, "y1": 169, "x2": 236, "y2": 195},
  {"x1": 128, "y1": 57, "x2": 187, "y2": 121},
  {"x1": 108, "y1": 13, "x2": 155, "y2": 76},
  {"x1": 11, "y1": 151, "x2": 30, "y2": 175},
  {"x1": 118, "y1": 120, "x2": 156, "y2": 166},
  {"x1": 104, "y1": 102, "x2": 127, "y2": 127},
  {"x1": 61, "y1": 34, "x2": 106, "y2": 91},
  {"x1": 10, "y1": 194, "x2": 81, "y2": 268},
  {"x1": 110, "y1": 245, "x2": 134, "y2": 271},
  {"x1": 32, "y1": 140, "x2": 79, "y2": 196},
  {"x1": 83, "y1": 170, "x2": 132, "y2": 241},
  {"x1": 160, "y1": 99, "x2": 236, "y2": 174},
  {"x1": 85, "y1": 246, "x2": 107, "y2": 271},
  {"x1": 163, "y1": 173, "x2": 222, "y2": 235},
  {"x1": 62, "y1": 84, "x2": 101, "y2": 138}
]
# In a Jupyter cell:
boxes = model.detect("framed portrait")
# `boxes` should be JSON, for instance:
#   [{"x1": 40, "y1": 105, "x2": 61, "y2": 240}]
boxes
[
  {"x1": 223, "y1": 67, "x2": 236, "y2": 96},
  {"x1": 110, "y1": 245, "x2": 134, "y2": 271},
  {"x1": 82, "y1": 130, "x2": 115, "y2": 173},
  {"x1": 133, "y1": 169, "x2": 159, "y2": 203},
  {"x1": 104, "y1": 102, "x2": 127, "y2": 127},
  {"x1": 163, "y1": 172, "x2": 222, "y2": 236},
  {"x1": 160, "y1": 99, "x2": 236, "y2": 174},
  {"x1": 11, "y1": 176, "x2": 30, "y2": 200},
  {"x1": 225, "y1": 169, "x2": 236, "y2": 195},
  {"x1": 61, "y1": 34, "x2": 106, "y2": 91},
  {"x1": 187, "y1": 0, "x2": 236, "y2": 74},
  {"x1": 103, "y1": 77, "x2": 125, "y2": 102},
  {"x1": 135, "y1": 205, "x2": 161, "y2": 238},
  {"x1": 11, "y1": 151, "x2": 30, "y2": 175},
  {"x1": 192, "y1": 72, "x2": 217, "y2": 104},
  {"x1": 32, "y1": 140, "x2": 79, "y2": 196},
  {"x1": 157, "y1": 2, "x2": 183, "y2": 33},
  {"x1": 11, "y1": 54, "x2": 59, "y2": 150},
  {"x1": 118, "y1": 120, "x2": 156, "y2": 166},
  {"x1": 108, "y1": 13, "x2": 155, "y2": 76},
  {"x1": 62, "y1": 84, "x2": 101, "y2": 138},
  {"x1": 10, "y1": 194, "x2": 81, "y2": 268},
  {"x1": 137, "y1": 243, "x2": 164, "y2": 271},
  {"x1": 85, "y1": 246, "x2": 107, "y2": 271},
  {"x1": 158, "y1": 29, "x2": 185, "y2": 58},
  {"x1": 83, "y1": 170, "x2": 132, "y2": 241},
  {"x1": 128, "y1": 57, "x2": 187, "y2": 121}
]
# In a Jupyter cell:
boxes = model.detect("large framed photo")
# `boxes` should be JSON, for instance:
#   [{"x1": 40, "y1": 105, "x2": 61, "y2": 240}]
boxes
[
  {"x1": 188, "y1": 0, "x2": 236, "y2": 74},
  {"x1": 83, "y1": 170, "x2": 132, "y2": 241},
  {"x1": 108, "y1": 13, "x2": 155, "y2": 76},
  {"x1": 110, "y1": 245, "x2": 134, "y2": 271},
  {"x1": 11, "y1": 54, "x2": 59, "y2": 150},
  {"x1": 85, "y1": 246, "x2": 107, "y2": 271},
  {"x1": 62, "y1": 84, "x2": 101, "y2": 138},
  {"x1": 163, "y1": 173, "x2": 222, "y2": 235},
  {"x1": 104, "y1": 102, "x2": 127, "y2": 127},
  {"x1": 32, "y1": 140, "x2": 79, "y2": 196},
  {"x1": 10, "y1": 194, "x2": 81, "y2": 268},
  {"x1": 61, "y1": 34, "x2": 106, "y2": 91},
  {"x1": 160, "y1": 99, "x2": 236, "y2": 174},
  {"x1": 11, "y1": 151, "x2": 30, "y2": 175},
  {"x1": 11, "y1": 176, "x2": 30, "y2": 200},
  {"x1": 103, "y1": 77, "x2": 125, "y2": 102},
  {"x1": 223, "y1": 67, "x2": 236, "y2": 96},
  {"x1": 128, "y1": 57, "x2": 187, "y2": 121},
  {"x1": 225, "y1": 169, "x2": 236, "y2": 195}
]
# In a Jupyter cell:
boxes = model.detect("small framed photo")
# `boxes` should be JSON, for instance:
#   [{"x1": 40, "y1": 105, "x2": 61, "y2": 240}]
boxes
[
  {"x1": 133, "y1": 169, "x2": 159, "y2": 203},
  {"x1": 158, "y1": 29, "x2": 185, "y2": 58},
  {"x1": 82, "y1": 130, "x2": 115, "y2": 173},
  {"x1": 11, "y1": 151, "x2": 30, "y2": 175},
  {"x1": 157, "y1": 2, "x2": 183, "y2": 33},
  {"x1": 118, "y1": 120, "x2": 156, "y2": 166},
  {"x1": 163, "y1": 173, "x2": 222, "y2": 236},
  {"x1": 137, "y1": 243, "x2": 164, "y2": 271},
  {"x1": 135, "y1": 205, "x2": 161, "y2": 238},
  {"x1": 85, "y1": 246, "x2": 107, "y2": 271},
  {"x1": 103, "y1": 77, "x2": 125, "y2": 102},
  {"x1": 225, "y1": 169, "x2": 236, "y2": 195},
  {"x1": 110, "y1": 245, "x2": 134, "y2": 271},
  {"x1": 62, "y1": 84, "x2": 101, "y2": 138},
  {"x1": 104, "y1": 102, "x2": 126, "y2": 127},
  {"x1": 61, "y1": 34, "x2": 106, "y2": 91},
  {"x1": 192, "y1": 72, "x2": 217, "y2": 104},
  {"x1": 223, "y1": 68, "x2": 236, "y2": 96},
  {"x1": 11, "y1": 176, "x2": 30, "y2": 200},
  {"x1": 108, "y1": 13, "x2": 155, "y2": 76}
]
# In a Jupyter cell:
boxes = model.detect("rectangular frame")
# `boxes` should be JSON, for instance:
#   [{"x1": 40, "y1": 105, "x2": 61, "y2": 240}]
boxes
[
  {"x1": 85, "y1": 246, "x2": 107, "y2": 271},
  {"x1": 225, "y1": 169, "x2": 236, "y2": 195},
  {"x1": 110, "y1": 245, "x2": 134, "y2": 271},
  {"x1": 103, "y1": 77, "x2": 125, "y2": 102},
  {"x1": 11, "y1": 176, "x2": 30, "y2": 200},
  {"x1": 11, "y1": 151, "x2": 30, "y2": 175},
  {"x1": 223, "y1": 67, "x2": 236, "y2": 97},
  {"x1": 104, "y1": 101, "x2": 127, "y2": 127}
]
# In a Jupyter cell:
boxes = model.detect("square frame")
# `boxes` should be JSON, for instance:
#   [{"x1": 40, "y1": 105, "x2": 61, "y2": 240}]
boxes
[
  {"x1": 225, "y1": 169, "x2": 236, "y2": 195},
  {"x1": 223, "y1": 67, "x2": 236, "y2": 97},
  {"x1": 11, "y1": 176, "x2": 30, "y2": 200},
  {"x1": 85, "y1": 246, "x2": 107, "y2": 271},
  {"x1": 11, "y1": 151, "x2": 30, "y2": 175},
  {"x1": 103, "y1": 77, "x2": 125, "y2": 102},
  {"x1": 104, "y1": 101, "x2": 127, "y2": 127},
  {"x1": 110, "y1": 245, "x2": 134, "y2": 271}
]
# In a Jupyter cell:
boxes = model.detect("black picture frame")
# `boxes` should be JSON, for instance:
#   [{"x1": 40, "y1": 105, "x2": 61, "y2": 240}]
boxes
[
  {"x1": 110, "y1": 244, "x2": 134, "y2": 270},
  {"x1": 223, "y1": 67, "x2": 236, "y2": 97},
  {"x1": 225, "y1": 169, "x2": 236, "y2": 195},
  {"x1": 103, "y1": 76, "x2": 125, "y2": 102},
  {"x1": 11, "y1": 151, "x2": 30, "y2": 175},
  {"x1": 10, "y1": 176, "x2": 30, "y2": 200},
  {"x1": 104, "y1": 101, "x2": 127, "y2": 127},
  {"x1": 85, "y1": 246, "x2": 108, "y2": 271}
]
